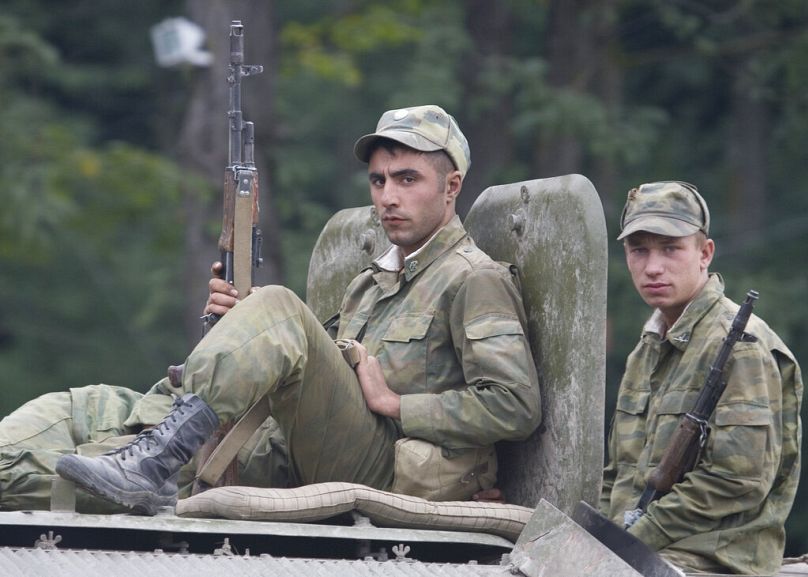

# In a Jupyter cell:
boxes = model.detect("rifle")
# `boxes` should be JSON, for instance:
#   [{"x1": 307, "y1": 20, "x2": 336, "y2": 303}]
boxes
[
  {"x1": 624, "y1": 289, "x2": 759, "y2": 527},
  {"x1": 201, "y1": 19, "x2": 264, "y2": 334},
  {"x1": 176, "y1": 21, "x2": 263, "y2": 494}
]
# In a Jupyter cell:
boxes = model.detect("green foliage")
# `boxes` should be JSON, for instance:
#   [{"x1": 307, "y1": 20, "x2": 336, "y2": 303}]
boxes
[
  {"x1": 0, "y1": 140, "x2": 188, "y2": 414},
  {"x1": 0, "y1": 1, "x2": 187, "y2": 416},
  {"x1": 0, "y1": 13, "x2": 59, "y2": 82},
  {"x1": 280, "y1": 1, "x2": 423, "y2": 87}
]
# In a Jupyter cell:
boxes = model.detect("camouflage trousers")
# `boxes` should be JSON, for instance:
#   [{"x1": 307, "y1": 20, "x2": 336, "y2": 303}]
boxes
[
  {"x1": 0, "y1": 384, "x2": 164, "y2": 512},
  {"x1": 0, "y1": 383, "x2": 289, "y2": 512},
  {"x1": 180, "y1": 285, "x2": 399, "y2": 491}
]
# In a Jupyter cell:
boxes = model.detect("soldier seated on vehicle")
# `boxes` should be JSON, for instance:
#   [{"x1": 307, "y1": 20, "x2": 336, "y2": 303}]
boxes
[
  {"x1": 52, "y1": 104, "x2": 541, "y2": 515},
  {"x1": 600, "y1": 181, "x2": 802, "y2": 575}
]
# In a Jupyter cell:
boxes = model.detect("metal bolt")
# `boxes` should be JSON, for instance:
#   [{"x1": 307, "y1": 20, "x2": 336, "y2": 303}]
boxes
[
  {"x1": 392, "y1": 544, "x2": 413, "y2": 562},
  {"x1": 214, "y1": 537, "x2": 235, "y2": 556},
  {"x1": 35, "y1": 531, "x2": 62, "y2": 550},
  {"x1": 351, "y1": 511, "x2": 374, "y2": 527},
  {"x1": 509, "y1": 210, "x2": 526, "y2": 235},
  {"x1": 360, "y1": 231, "x2": 375, "y2": 254}
]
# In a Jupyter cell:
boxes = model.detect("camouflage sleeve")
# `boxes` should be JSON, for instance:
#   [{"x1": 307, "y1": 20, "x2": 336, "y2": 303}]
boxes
[
  {"x1": 628, "y1": 340, "x2": 783, "y2": 550},
  {"x1": 399, "y1": 266, "x2": 541, "y2": 448},
  {"x1": 601, "y1": 339, "x2": 646, "y2": 517},
  {"x1": 599, "y1": 414, "x2": 618, "y2": 514},
  {"x1": 322, "y1": 311, "x2": 340, "y2": 340}
]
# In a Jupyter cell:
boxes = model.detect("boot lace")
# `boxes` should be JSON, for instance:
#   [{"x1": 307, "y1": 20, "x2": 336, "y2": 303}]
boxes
[{"x1": 106, "y1": 396, "x2": 190, "y2": 460}]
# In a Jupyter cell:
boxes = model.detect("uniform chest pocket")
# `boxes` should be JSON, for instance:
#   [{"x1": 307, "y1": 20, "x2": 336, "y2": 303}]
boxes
[
  {"x1": 614, "y1": 389, "x2": 650, "y2": 461},
  {"x1": 339, "y1": 313, "x2": 369, "y2": 341},
  {"x1": 616, "y1": 389, "x2": 650, "y2": 415},
  {"x1": 655, "y1": 389, "x2": 700, "y2": 416},
  {"x1": 379, "y1": 313, "x2": 435, "y2": 390},
  {"x1": 382, "y1": 312, "x2": 434, "y2": 343},
  {"x1": 709, "y1": 403, "x2": 773, "y2": 478},
  {"x1": 647, "y1": 389, "x2": 702, "y2": 463}
]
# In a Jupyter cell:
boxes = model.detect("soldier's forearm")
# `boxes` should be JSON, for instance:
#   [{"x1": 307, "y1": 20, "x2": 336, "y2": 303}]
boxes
[{"x1": 355, "y1": 354, "x2": 401, "y2": 419}]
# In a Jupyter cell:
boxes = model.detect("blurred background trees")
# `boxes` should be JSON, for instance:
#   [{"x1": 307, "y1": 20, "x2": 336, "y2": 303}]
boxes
[{"x1": 1, "y1": 0, "x2": 807, "y2": 554}]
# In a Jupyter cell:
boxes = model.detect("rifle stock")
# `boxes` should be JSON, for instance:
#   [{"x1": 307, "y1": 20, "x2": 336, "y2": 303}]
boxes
[{"x1": 646, "y1": 414, "x2": 702, "y2": 495}]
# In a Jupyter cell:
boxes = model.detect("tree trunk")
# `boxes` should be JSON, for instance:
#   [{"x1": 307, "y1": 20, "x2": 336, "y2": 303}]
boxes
[
  {"x1": 726, "y1": 60, "x2": 768, "y2": 251},
  {"x1": 534, "y1": 0, "x2": 618, "y2": 193},
  {"x1": 534, "y1": 0, "x2": 586, "y2": 178},
  {"x1": 588, "y1": 0, "x2": 621, "y2": 216},
  {"x1": 457, "y1": 0, "x2": 513, "y2": 218}
]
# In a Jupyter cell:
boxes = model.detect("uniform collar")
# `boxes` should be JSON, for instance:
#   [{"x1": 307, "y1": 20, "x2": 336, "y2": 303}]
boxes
[
  {"x1": 372, "y1": 215, "x2": 467, "y2": 281},
  {"x1": 642, "y1": 273, "x2": 725, "y2": 350}
]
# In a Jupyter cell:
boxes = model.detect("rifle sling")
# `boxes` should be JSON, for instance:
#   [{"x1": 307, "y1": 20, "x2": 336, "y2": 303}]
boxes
[
  {"x1": 196, "y1": 393, "x2": 271, "y2": 487},
  {"x1": 233, "y1": 171, "x2": 254, "y2": 299}
]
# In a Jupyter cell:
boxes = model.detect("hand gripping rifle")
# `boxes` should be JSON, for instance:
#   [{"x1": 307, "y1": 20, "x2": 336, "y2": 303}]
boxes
[
  {"x1": 201, "y1": 20, "x2": 264, "y2": 334},
  {"x1": 624, "y1": 290, "x2": 759, "y2": 528}
]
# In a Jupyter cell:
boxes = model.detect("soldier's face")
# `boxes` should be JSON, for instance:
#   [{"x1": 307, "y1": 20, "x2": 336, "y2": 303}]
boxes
[
  {"x1": 625, "y1": 232, "x2": 714, "y2": 325},
  {"x1": 368, "y1": 147, "x2": 460, "y2": 256}
]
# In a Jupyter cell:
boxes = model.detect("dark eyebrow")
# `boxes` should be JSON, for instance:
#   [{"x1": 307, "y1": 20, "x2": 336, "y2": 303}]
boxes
[
  {"x1": 625, "y1": 235, "x2": 648, "y2": 247},
  {"x1": 368, "y1": 168, "x2": 422, "y2": 182},
  {"x1": 626, "y1": 232, "x2": 681, "y2": 247},
  {"x1": 389, "y1": 168, "x2": 421, "y2": 179}
]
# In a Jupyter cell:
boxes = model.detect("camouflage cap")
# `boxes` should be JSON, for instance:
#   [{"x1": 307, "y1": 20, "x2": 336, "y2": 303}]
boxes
[
  {"x1": 353, "y1": 105, "x2": 471, "y2": 177},
  {"x1": 617, "y1": 181, "x2": 710, "y2": 240}
]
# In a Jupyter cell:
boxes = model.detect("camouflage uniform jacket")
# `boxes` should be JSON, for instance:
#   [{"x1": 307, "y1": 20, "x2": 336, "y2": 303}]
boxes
[
  {"x1": 331, "y1": 215, "x2": 541, "y2": 449},
  {"x1": 600, "y1": 274, "x2": 803, "y2": 575}
]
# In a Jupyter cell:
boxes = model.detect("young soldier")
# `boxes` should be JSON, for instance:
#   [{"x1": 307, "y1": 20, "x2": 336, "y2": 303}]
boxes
[
  {"x1": 55, "y1": 105, "x2": 541, "y2": 514},
  {"x1": 600, "y1": 181, "x2": 802, "y2": 575}
]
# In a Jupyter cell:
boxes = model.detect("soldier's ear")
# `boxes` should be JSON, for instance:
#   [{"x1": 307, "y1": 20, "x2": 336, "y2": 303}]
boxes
[
  {"x1": 700, "y1": 237, "x2": 715, "y2": 270},
  {"x1": 446, "y1": 171, "x2": 462, "y2": 201}
]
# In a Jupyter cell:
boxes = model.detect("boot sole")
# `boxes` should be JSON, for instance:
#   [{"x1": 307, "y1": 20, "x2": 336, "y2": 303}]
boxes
[{"x1": 56, "y1": 456, "x2": 175, "y2": 516}]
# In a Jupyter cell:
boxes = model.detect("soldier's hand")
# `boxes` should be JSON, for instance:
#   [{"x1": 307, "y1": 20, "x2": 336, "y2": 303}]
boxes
[
  {"x1": 351, "y1": 340, "x2": 401, "y2": 419},
  {"x1": 472, "y1": 488, "x2": 506, "y2": 503},
  {"x1": 203, "y1": 261, "x2": 262, "y2": 317},
  {"x1": 203, "y1": 261, "x2": 239, "y2": 317}
]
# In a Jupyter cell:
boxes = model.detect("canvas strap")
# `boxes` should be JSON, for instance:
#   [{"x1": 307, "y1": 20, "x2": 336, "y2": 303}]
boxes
[
  {"x1": 232, "y1": 170, "x2": 255, "y2": 299},
  {"x1": 195, "y1": 393, "x2": 271, "y2": 488}
]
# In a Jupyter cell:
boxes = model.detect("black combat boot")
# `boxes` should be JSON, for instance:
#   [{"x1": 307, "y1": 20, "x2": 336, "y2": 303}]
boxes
[{"x1": 56, "y1": 393, "x2": 219, "y2": 515}]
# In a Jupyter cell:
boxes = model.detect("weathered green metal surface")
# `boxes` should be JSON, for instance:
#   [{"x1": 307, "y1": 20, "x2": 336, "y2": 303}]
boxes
[
  {"x1": 464, "y1": 175, "x2": 607, "y2": 514},
  {"x1": 571, "y1": 501, "x2": 682, "y2": 577},
  {"x1": 510, "y1": 499, "x2": 641, "y2": 577}
]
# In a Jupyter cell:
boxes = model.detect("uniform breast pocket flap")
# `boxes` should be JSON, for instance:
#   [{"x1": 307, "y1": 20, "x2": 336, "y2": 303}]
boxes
[
  {"x1": 616, "y1": 389, "x2": 650, "y2": 415},
  {"x1": 382, "y1": 312, "x2": 434, "y2": 343},
  {"x1": 655, "y1": 389, "x2": 701, "y2": 416},
  {"x1": 341, "y1": 313, "x2": 369, "y2": 340}
]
